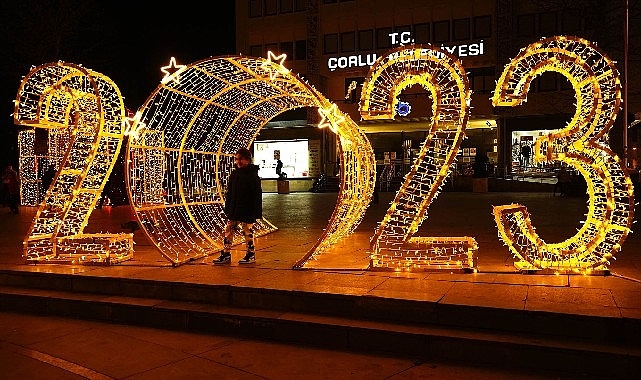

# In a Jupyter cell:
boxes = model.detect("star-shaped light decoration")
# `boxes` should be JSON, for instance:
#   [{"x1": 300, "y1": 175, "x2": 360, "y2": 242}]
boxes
[
  {"x1": 260, "y1": 51, "x2": 289, "y2": 80},
  {"x1": 160, "y1": 57, "x2": 186, "y2": 85},
  {"x1": 317, "y1": 103, "x2": 345, "y2": 134},
  {"x1": 123, "y1": 111, "x2": 147, "y2": 142}
]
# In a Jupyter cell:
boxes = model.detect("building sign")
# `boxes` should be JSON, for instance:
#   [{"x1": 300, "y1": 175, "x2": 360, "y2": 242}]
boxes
[{"x1": 327, "y1": 31, "x2": 485, "y2": 71}]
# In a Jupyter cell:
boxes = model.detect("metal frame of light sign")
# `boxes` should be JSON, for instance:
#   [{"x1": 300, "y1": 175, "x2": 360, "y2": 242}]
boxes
[
  {"x1": 127, "y1": 53, "x2": 375, "y2": 267},
  {"x1": 360, "y1": 45, "x2": 478, "y2": 272},
  {"x1": 14, "y1": 62, "x2": 133, "y2": 265},
  {"x1": 491, "y1": 36, "x2": 635, "y2": 274}
]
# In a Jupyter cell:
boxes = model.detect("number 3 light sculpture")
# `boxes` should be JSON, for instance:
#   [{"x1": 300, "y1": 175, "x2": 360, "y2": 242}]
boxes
[{"x1": 492, "y1": 36, "x2": 635, "y2": 274}]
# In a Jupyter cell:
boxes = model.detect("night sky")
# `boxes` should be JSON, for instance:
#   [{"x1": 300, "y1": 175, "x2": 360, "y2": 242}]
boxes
[{"x1": 0, "y1": 0, "x2": 236, "y2": 168}]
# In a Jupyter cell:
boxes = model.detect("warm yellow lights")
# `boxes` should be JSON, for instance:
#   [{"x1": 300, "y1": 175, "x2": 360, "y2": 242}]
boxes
[
  {"x1": 14, "y1": 62, "x2": 133, "y2": 265},
  {"x1": 128, "y1": 53, "x2": 374, "y2": 266},
  {"x1": 361, "y1": 45, "x2": 478, "y2": 272},
  {"x1": 260, "y1": 51, "x2": 289, "y2": 80},
  {"x1": 317, "y1": 104, "x2": 345, "y2": 134},
  {"x1": 160, "y1": 57, "x2": 186, "y2": 84},
  {"x1": 492, "y1": 36, "x2": 635, "y2": 273}
]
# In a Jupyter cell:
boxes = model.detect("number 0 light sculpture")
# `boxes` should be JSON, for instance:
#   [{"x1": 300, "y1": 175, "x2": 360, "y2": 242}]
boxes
[
  {"x1": 361, "y1": 45, "x2": 478, "y2": 272},
  {"x1": 127, "y1": 54, "x2": 375, "y2": 266},
  {"x1": 492, "y1": 36, "x2": 635, "y2": 273},
  {"x1": 14, "y1": 62, "x2": 133, "y2": 264}
]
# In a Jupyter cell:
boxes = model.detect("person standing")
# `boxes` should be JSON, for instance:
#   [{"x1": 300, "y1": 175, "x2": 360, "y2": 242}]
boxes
[
  {"x1": 214, "y1": 148, "x2": 263, "y2": 265},
  {"x1": 2, "y1": 165, "x2": 20, "y2": 214}
]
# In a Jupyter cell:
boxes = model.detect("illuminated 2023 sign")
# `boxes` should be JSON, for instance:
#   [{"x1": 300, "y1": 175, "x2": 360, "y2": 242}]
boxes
[{"x1": 14, "y1": 36, "x2": 634, "y2": 274}]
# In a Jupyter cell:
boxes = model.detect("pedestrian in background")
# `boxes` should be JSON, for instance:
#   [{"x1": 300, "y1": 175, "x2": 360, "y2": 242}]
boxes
[
  {"x1": 214, "y1": 148, "x2": 263, "y2": 265},
  {"x1": 2, "y1": 165, "x2": 20, "y2": 214}
]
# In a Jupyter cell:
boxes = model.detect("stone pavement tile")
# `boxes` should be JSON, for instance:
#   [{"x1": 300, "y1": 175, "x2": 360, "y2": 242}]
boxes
[
  {"x1": 386, "y1": 361, "x2": 578, "y2": 380},
  {"x1": 0, "y1": 343, "x2": 85, "y2": 380},
  {"x1": 307, "y1": 271, "x2": 388, "y2": 292},
  {"x1": 489, "y1": 273, "x2": 569, "y2": 287},
  {"x1": 569, "y1": 274, "x2": 641, "y2": 291},
  {"x1": 27, "y1": 324, "x2": 193, "y2": 379},
  {"x1": 609, "y1": 289, "x2": 641, "y2": 309},
  {"x1": 441, "y1": 282, "x2": 528, "y2": 310},
  {"x1": 126, "y1": 355, "x2": 261, "y2": 379},
  {"x1": 367, "y1": 277, "x2": 454, "y2": 302},
  {"x1": 525, "y1": 286, "x2": 621, "y2": 317},
  {"x1": 0, "y1": 312, "x2": 95, "y2": 346},
  {"x1": 198, "y1": 339, "x2": 415, "y2": 380}
]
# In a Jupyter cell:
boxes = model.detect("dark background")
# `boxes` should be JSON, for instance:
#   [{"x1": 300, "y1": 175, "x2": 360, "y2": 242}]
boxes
[{"x1": 0, "y1": 0, "x2": 236, "y2": 169}]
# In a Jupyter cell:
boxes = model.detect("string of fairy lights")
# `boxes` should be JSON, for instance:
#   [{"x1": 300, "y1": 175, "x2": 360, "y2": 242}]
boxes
[
  {"x1": 492, "y1": 36, "x2": 635, "y2": 273},
  {"x1": 360, "y1": 45, "x2": 478, "y2": 272},
  {"x1": 14, "y1": 62, "x2": 133, "y2": 264},
  {"x1": 128, "y1": 53, "x2": 374, "y2": 266}
]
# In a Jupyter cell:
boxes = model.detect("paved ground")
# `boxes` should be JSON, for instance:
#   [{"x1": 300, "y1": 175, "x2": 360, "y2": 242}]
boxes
[{"x1": 0, "y1": 190, "x2": 640, "y2": 379}]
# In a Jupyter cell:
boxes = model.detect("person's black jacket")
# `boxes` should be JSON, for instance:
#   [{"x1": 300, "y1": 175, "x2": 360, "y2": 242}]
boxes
[{"x1": 224, "y1": 164, "x2": 263, "y2": 223}]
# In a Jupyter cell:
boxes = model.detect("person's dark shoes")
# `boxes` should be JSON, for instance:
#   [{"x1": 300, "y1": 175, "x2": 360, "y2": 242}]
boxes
[
  {"x1": 213, "y1": 251, "x2": 231, "y2": 265},
  {"x1": 238, "y1": 251, "x2": 255, "y2": 264}
]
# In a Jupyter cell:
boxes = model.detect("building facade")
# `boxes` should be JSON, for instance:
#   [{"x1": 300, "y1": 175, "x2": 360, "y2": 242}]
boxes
[{"x1": 236, "y1": 0, "x2": 640, "y2": 189}]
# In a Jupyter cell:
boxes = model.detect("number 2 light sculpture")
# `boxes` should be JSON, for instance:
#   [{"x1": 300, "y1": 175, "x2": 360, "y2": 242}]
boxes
[
  {"x1": 14, "y1": 62, "x2": 133, "y2": 264},
  {"x1": 361, "y1": 45, "x2": 478, "y2": 272},
  {"x1": 127, "y1": 54, "x2": 375, "y2": 266},
  {"x1": 492, "y1": 36, "x2": 635, "y2": 273}
]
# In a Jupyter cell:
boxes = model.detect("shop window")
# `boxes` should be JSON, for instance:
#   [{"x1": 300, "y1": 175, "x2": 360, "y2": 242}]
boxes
[
  {"x1": 376, "y1": 27, "x2": 393, "y2": 49},
  {"x1": 295, "y1": 40, "x2": 306, "y2": 60},
  {"x1": 280, "y1": 0, "x2": 293, "y2": 13},
  {"x1": 280, "y1": 41, "x2": 294, "y2": 59},
  {"x1": 294, "y1": 0, "x2": 306, "y2": 11},
  {"x1": 473, "y1": 15, "x2": 491, "y2": 38},
  {"x1": 562, "y1": 9, "x2": 582, "y2": 33},
  {"x1": 453, "y1": 18, "x2": 470, "y2": 41},
  {"x1": 264, "y1": 0, "x2": 277, "y2": 15},
  {"x1": 250, "y1": 45, "x2": 263, "y2": 58},
  {"x1": 324, "y1": 33, "x2": 338, "y2": 54},
  {"x1": 249, "y1": 0, "x2": 262, "y2": 17},
  {"x1": 414, "y1": 23, "x2": 430, "y2": 43},
  {"x1": 358, "y1": 29, "x2": 374, "y2": 51},
  {"x1": 344, "y1": 77, "x2": 364, "y2": 103},
  {"x1": 539, "y1": 11, "x2": 557, "y2": 36},
  {"x1": 433, "y1": 20, "x2": 450, "y2": 43},
  {"x1": 341, "y1": 31, "x2": 355, "y2": 52},
  {"x1": 517, "y1": 14, "x2": 535, "y2": 37}
]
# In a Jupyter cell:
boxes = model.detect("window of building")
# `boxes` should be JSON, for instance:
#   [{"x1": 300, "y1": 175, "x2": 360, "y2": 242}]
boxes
[
  {"x1": 280, "y1": 0, "x2": 293, "y2": 13},
  {"x1": 265, "y1": 43, "x2": 278, "y2": 55},
  {"x1": 345, "y1": 77, "x2": 365, "y2": 103},
  {"x1": 453, "y1": 18, "x2": 470, "y2": 41},
  {"x1": 537, "y1": 72, "x2": 557, "y2": 92},
  {"x1": 376, "y1": 27, "x2": 393, "y2": 49},
  {"x1": 295, "y1": 40, "x2": 307, "y2": 60},
  {"x1": 358, "y1": 29, "x2": 374, "y2": 51},
  {"x1": 433, "y1": 20, "x2": 450, "y2": 43},
  {"x1": 264, "y1": 0, "x2": 277, "y2": 15},
  {"x1": 295, "y1": 0, "x2": 306, "y2": 11},
  {"x1": 414, "y1": 23, "x2": 430, "y2": 43},
  {"x1": 473, "y1": 15, "x2": 491, "y2": 38},
  {"x1": 562, "y1": 9, "x2": 582, "y2": 33},
  {"x1": 323, "y1": 0, "x2": 338, "y2": 3},
  {"x1": 340, "y1": 31, "x2": 355, "y2": 52},
  {"x1": 280, "y1": 41, "x2": 294, "y2": 59},
  {"x1": 469, "y1": 67, "x2": 495, "y2": 94},
  {"x1": 539, "y1": 11, "x2": 557, "y2": 36},
  {"x1": 250, "y1": 45, "x2": 263, "y2": 58},
  {"x1": 249, "y1": 0, "x2": 262, "y2": 17},
  {"x1": 324, "y1": 33, "x2": 339, "y2": 54},
  {"x1": 517, "y1": 14, "x2": 535, "y2": 36}
]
